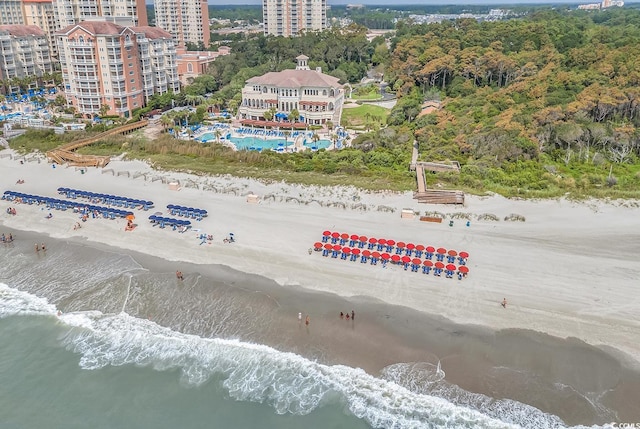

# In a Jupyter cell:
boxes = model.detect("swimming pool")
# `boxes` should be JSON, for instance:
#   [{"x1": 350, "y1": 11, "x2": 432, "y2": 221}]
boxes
[{"x1": 196, "y1": 133, "x2": 332, "y2": 151}]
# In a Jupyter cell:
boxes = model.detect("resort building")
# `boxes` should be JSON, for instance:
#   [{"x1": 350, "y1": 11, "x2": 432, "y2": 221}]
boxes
[
  {"x1": 52, "y1": 0, "x2": 148, "y2": 30},
  {"x1": 0, "y1": 1, "x2": 25, "y2": 25},
  {"x1": 262, "y1": 0, "x2": 327, "y2": 37},
  {"x1": 57, "y1": 20, "x2": 179, "y2": 118},
  {"x1": 176, "y1": 45, "x2": 230, "y2": 86},
  {"x1": 0, "y1": 25, "x2": 54, "y2": 91},
  {"x1": 238, "y1": 55, "x2": 344, "y2": 126},
  {"x1": 22, "y1": 0, "x2": 58, "y2": 58},
  {"x1": 154, "y1": 0, "x2": 210, "y2": 48}
]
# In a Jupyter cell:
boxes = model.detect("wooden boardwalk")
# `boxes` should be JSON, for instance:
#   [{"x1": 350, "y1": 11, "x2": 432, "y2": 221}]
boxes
[
  {"x1": 46, "y1": 120, "x2": 148, "y2": 167},
  {"x1": 410, "y1": 140, "x2": 464, "y2": 205}
]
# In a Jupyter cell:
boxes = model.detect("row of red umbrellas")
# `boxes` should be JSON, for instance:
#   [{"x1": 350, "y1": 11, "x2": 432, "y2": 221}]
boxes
[
  {"x1": 322, "y1": 231, "x2": 469, "y2": 259},
  {"x1": 313, "y1": 242, "x2": 469, "y2": 273}
]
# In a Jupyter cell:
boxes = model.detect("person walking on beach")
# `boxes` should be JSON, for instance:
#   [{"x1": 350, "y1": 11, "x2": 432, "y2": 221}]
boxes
[
  {"x1": 41, "y1": 243, "x2": 46, "y2": 252},
  {"x1": 176, "y1": 271, "x2": 184, "y2": 281},
  {"x1": 35, "y1": 243, "x2": 40, "y2": 252},
  {"x1": 501, "y1": 298, "x2": 507, "y2": 308},
  {"x1": 351, "y1": 310, "x2": 355, "y2": 321},
  {"x1": 340, "y1": 312, "x2": 344, "y2": 319},
  {"x1": 305, "y1": 315, "x2": 310, "y2": 326}
]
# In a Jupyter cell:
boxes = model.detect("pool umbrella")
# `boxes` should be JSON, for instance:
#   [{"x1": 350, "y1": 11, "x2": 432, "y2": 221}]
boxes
[
  {"x1": 448, "y1": 250, "x2": 457, "y2": 257},
  {"x1": 459, "y1": 251, "x2": 469, "y2": 259},
  {"x1": 314, "y1": 242, "x2": 323, "y2": 249},
  {"x1": 426, "y1": 246, "x2": 435, "y2": 253},
  {"x1": 401, "y1": 256, "x2": 411, "y2": 264},
  {"x1": 446, "y1": 264, "x2": 457, "y2": 271},
  {"x1": 359, "y1": 235, "x2": 367, "y2": 242},
  {"x1": 351, "y1": 248, "x2": 361, "y2": 255},
  {"x1": 341, "y1": 233, "x2": 349, "y2": 240},
  {"x1": 362, "y1": 250, "x2": 371, "y2": 257},
  {"x1": 342, "y1": 247, "x2": 351, "y2": 254},
  {"x1": 378, "y1": 239, "x2": 387, "y2": 246},
  {"x1": 331, "y1": 232, "x2": 340, "y2": 238},
  {"x1": 372, "y1": 251, "x2": 381, "y2": 259},
  {"x1": 332, "y1": 245, "x2": 342, "y2": 251},
  {"x1": 391, "y1": 254, "x2": 401, "y2": 262},
  {"x1": 324, "y1": 243, "x2": 333, "y2": 250},
  {"x1": 125, "y1": 214, "x2": 135, "y2": 221},
  {"x1": 423, "y1": 260, "x2": 433, "y2": 267},
  {"x1": 435, "y1": 262, "x2": 445, "y2": 269},
  {"x1": 458, "y1": 266, "x2": 469, "y2": 274},
  {"x1": 397, "y1": 242, "x2": 406, "y2": 249},
  {"x1": 412, "y1": 258, "x2": 422, "y2": 265},
  {"x1": 416, "y1": 245, "x2": 425, "y2": 252},
  {"x1": 350, "y1": 234, "x2": 359, "y2": 240},
  {"x1": 437, "y1": 248, "x2": 447, "y2": 254},
  {"x1": 381, "y1": 253, "x2": 390, "y2": 260},
  {"x1": 386, "y1": 239, "x2": 396, "y2": 246},
  {"x1": 368, "y1": 238, "x2": 377, "y2": 244},
  {"x1": 407, "y1": 243, "x2": 415, "y2": 251}
]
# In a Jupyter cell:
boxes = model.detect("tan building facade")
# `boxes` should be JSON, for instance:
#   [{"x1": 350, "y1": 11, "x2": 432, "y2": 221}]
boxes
[
  {"x1": 0, "y1": 25, "x2": 54, "y2": 91},
  {"x1": 22, "y1": 0, "x2": 58, "y2": 58},
  {"x1": 239, "y1": 55, "x2": 343, "y2": 126},
  {"x1": 175, "y1": 45, "x2": 230, "y2": 86},
  {"x1": 154, "y1": 0, "x2": 210, "y2": 48},
  {"x1": 57, "y1": 21, "x2": 179, "y2": 118},
  {"x1": 52, "y1": 0, "x2": 148, "y2": 30},
  {"x1": 262, "y1": 0, "x2": 326, "y2": 37}
]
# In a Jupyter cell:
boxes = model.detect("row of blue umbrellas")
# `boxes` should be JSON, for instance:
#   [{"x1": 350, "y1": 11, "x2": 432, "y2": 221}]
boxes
[
  {"x1": 57, "y1": 187, "x2": 153, "y2": 210},
  {"x1": 166, "y1": 204, "x2": 207, "y2": 220},
  {"x1": 149, "y1": 215, "x2": 191, "y2": 229},
  {"x1": 3, "y1": 191, "x2": 133, "y2": 219}
]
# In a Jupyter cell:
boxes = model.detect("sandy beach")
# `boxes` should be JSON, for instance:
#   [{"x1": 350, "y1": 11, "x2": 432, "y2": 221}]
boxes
[{"x1": 1, "y1": 151, "x2": 640, "y2": 425}]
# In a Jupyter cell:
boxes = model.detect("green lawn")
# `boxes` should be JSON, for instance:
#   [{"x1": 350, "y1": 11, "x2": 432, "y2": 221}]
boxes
[{"x1": 341, "y1": 105, "x2": 389, "y2": 129}]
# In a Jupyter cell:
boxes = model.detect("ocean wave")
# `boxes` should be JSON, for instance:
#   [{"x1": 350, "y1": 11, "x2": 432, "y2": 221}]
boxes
[{"x1": 0, "y1": 283, "x2": 563, "y2": 429}]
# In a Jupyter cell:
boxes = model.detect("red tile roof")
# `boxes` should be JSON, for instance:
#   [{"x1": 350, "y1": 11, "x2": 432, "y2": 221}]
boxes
[
  {"x1": 131, "y1": 26, "x2": 173, "y2": 40},
  {"x1": 247, "y1": 69, "x2": 341, "y2": 89},
  {"x1": 57, "y1": 21, "x2": 125, "y2": 36},
  {"x1": 0, "y1": 25, "x2": 46, "y2": 37}
]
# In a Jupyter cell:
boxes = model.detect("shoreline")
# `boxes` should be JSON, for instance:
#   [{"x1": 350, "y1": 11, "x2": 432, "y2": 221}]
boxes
[{"x1": 2, "y1": 153, "x2": 640, "y2": 424}]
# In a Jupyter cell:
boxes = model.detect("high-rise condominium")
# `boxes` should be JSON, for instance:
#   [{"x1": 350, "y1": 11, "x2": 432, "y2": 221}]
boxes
[
  {"x1": 262, "y1": 0, "x2": 327, "y2": 37},
  {"x1": 154, "y1": 0, "x2": 210, "y2": 48},
  {"x1": 52, "y1": 0, "x2": 148, "y2": 30}
]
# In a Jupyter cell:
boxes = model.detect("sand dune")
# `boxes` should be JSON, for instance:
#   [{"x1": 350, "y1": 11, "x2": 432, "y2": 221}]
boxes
[{"x1": 2, "y1": 153, "x2": 639, "y2": 368}]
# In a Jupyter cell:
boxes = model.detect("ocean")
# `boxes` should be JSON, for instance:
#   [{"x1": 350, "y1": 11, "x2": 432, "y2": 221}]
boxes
[{"x1": 0, "y1": 231, "x2": 629, "y2": 429}]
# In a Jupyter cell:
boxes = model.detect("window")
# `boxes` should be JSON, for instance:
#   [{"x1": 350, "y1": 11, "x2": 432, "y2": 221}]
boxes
[{"x1": 187, "y1": 63, "x2": 193, "y2": 73}]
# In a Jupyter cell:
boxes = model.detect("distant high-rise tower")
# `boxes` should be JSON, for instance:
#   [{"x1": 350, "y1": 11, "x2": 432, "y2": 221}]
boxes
[
  {"x1": 0, "y1": 1, "x2": 25, "y2": 25},
  {"x1": 262, "y1": 0, "x2": 327, "y2": 37},
  {"x1": 22, "y1": 0, "x2": 58, "y2": 58},
  {"x1": 154, "y1": 0, "x2": 210, "y2": 48},
  {"x1": 52, "y1": 0, "x2": 148, "y2": 30}
]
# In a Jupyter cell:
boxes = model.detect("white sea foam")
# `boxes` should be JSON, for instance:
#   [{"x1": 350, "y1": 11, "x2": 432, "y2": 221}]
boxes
[{"x1": 0, "y1": 284, "x2": 591, "y2": 429}]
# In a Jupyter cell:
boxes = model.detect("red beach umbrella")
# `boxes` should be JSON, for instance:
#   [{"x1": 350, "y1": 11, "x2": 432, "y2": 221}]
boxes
[
  {"x1": 372, "y1": 251, "x2": 381, "y2": 259},
  {"x1": 437, "y1": 247, "x2": 447, "y2": 254},
  {"x1": 446, "y1": 264, "x2": 456, "y2": 271},
  {"x1": 350, "y1": 234, "x2": 359, "y2": 241},
  {"x1": 323, "y1": 243, "x2": 332, "y2": 250},
  {"x1": 341, "y1": 233, "x2": 349, "y2": 240},
  {"x1": 397, "y1": 242, "x2": 406, "y2": 248},
  {"x1": 381, "y1": 253, "x2": 390, "y2": 260},
  {"x1": 412, "y1": 258, "x2": 422, "y2": 265},
  {"x1": 368, "y1": 237, "x2": 377, "y2": 244},
  {"x1": 423, "y1": 260, "x2": 433, "y2": 267},
  {"x1": 359, "y1": 235, "x2": 368, "y2": 242},
  {"x1": 331, "y1": 232, "x2": 340, "y2": 238},
  {"x1": 378, "y1": 239, "x2": 387, "y2": 246},
  {"x1": 416, "y1": 245, "x2": 425, "y2": 251},
  {"x1": 386, "y1": 239, "x2": 396, "y2": 246},
  {"x1": 458, "y1": 266, "x2": 469, "y2": 274},
  {"x1": 407, "y1": 243, "x2": 416, "y2": 250},
  {"x1": 391, "y1": 254, "x2": 401, "y2": 262},
  {"x1": 351, "y1": 248, "x2": 361, "y2": 255},
  {"x1": 448, "y1": 250, "x2": 457, "y2": 257},
  {"x1": 333, "y1": 245, "x2": 341, "y2": 251},
  {"x1": 362, "y1": 250, "x2": 371, "y2": 257},
  {"x1": 314, "y1": 242, "x2": 323, "y2": 249},
  {"x1": 459, "y1": 251, "x2": 469, "y2": 259},
  {"x1": 343, "y1": 247, "x2": 351, "y2": 254},
  {"x1": 435, "y1": 262, "x2": 445, "y2": 269},
  {"x1": 426, "y1": 246, "x2": 435, "y2": 253},
  {"x1": 323, "y1": 231, "x2": 331, "y2": 236},
  {"x1": 401, "y1": 256, "x2": 411, "y2": 263}
]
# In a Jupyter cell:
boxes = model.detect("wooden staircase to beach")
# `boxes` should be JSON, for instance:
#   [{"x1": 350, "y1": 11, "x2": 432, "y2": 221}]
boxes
[
  {"x1": 410, "y1": 141, "x2": 464, "y2": 205},
  {"x1": 46, "y1": 120, "x2": 148, "y2": 168}
]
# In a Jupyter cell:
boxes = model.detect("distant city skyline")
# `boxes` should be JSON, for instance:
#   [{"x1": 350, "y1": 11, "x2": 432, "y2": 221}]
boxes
[{"x1": 168, "y1": 0, "x2": 640, "y2": 5}]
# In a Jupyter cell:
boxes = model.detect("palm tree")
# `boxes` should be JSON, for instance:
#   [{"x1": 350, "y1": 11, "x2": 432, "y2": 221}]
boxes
[
  {"x1": 160, "y1": 114, "x2": 173, "y2": 132},
  {"x1": 263, "y1": 109, "x2": 274, "y2": 122},
  {"x1": 185, "y1": 94, "x2": 205, "y2": 107},
  {"x1": 311, "y1": 132, "x2": 320, "y2": 149},
  {"x1": 215, "y1": 129, "x2": 222, "y2": 144},
  {"x1": 283, "y1": 130, "x2": 291, "y2": 151}
]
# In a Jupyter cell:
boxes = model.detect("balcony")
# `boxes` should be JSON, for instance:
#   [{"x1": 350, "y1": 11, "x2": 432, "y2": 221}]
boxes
[{"x1": 68, "y1": 41, "x2": 94, "y2": 48}]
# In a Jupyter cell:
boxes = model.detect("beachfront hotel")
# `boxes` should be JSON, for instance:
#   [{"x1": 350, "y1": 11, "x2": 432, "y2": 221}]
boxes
[
  {"x1": 0, "y1": 25, "x2": 54, "y2": 92},
  {"x1": 52, "y1": 0, "x2": 148, "y2": 29},
  {"x1": 22, "y1": 0, "x2": 58, "y2": 58},
  {"x1": 238, "y1": 55, "x2": 344, "y2": 126},
  {"x1": 176, "y1": 45, "x2": 231, "y2": 86},
  {"x1": 154, "y1": 0, "x2": 210, "y2": 48},
  {"x1": 57, "y1": 20, "x2": 180, "y2": 118},
  {"x1": 262, "y1": 0, "x2": 327, "y2": 36}
]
